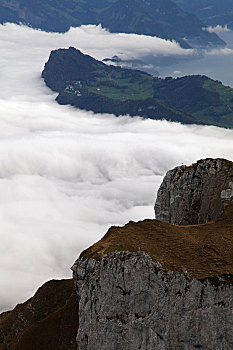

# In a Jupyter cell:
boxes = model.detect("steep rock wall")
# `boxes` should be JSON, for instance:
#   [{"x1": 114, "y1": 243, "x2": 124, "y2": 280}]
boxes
[
  {"x1": 72, "y1": 252, "x2": 233, "y2": 350},
  {"x1": 155, "y1": 158, "x2": 233, "y2": 225}
]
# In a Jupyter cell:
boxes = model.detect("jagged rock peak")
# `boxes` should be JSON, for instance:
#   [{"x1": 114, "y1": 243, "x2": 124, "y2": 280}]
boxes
[{"x1": 155, "y1": 158, "x2": 233, "y2": 225}]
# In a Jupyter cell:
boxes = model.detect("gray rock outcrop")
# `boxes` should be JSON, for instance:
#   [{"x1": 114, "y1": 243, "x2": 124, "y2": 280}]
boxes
[
  {"x1": 72, "y1": 252, "x2": 233, "y2": 350},
  {"x1": 155, "y1": 158, "x2": 233, "y2": 225}
]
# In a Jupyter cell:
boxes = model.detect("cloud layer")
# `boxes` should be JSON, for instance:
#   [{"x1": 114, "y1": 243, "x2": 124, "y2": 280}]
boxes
[
  {"x1": 203, "y1": 25, "x2": 230, "y2": 34},
  {"x1": 0, "y1": 23, "x2": 233, "y2": 312}
]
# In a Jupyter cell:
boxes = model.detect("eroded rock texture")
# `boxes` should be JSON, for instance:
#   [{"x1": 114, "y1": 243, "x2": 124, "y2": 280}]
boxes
[
  {"x1": 155, "y1": 158, "x2": 233, "y2": 225},
  {"x1": 72, "y1": 252, "x2": 233, "y2": 350}
]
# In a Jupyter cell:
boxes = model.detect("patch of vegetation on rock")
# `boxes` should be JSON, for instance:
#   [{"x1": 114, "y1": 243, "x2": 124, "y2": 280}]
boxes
[{"x1": 80, "y1": 204, "x2": 233, "y2": 279}]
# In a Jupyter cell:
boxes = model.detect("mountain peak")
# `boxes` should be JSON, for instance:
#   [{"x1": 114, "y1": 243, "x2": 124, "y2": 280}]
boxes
[{"x1": 155, "y1": 158, "x2": 233, "y2": 225}]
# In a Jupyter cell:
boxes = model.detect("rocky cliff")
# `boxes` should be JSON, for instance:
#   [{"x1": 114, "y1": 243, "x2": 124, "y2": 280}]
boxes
[
  {"x1": 155, "y1": 158, "x2": 233, "y2": 225},
  {"x1": 72, "y1": 252, "x2": 233, "y2": 350},
  {"x1": 70, "y1": 158, "x2": 233, "y2": 349},
  {"x1": 1, "y1": 158, "x2": 233, "y2": 349}
]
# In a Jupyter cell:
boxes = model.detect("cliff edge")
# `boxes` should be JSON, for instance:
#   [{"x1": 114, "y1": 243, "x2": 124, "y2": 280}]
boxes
[
  {"x1": 1, "y1": 158, "x2": 233, "y2": 349},
  {"x1": 71, "y1": 157, "x2": 233, "y2": 349},
  {"x1": 155, "y1": 158, "x2": 233, "y2": 225},
  {"x1": 72, "y1": 252, "x2": 233, "y2": 350}
]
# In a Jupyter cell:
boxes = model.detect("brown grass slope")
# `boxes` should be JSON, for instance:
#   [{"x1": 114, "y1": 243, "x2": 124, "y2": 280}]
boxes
[
  {"x1": 0, "y1": 279, "x2": 78, "y2": 350},
  {"x1": 81, "y1": 204, "x2": 233, "y2": 279}
]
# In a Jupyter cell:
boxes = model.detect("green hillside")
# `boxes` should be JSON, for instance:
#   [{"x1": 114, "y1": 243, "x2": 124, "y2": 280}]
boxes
[
  {"x1": 0, "y1": 0, "x2": 225, "y2": 48},
  {"x1": 153, "y1": 76, "x2": 233, "y2": 128},
  {"x1": 42, "y1": 47, "x2": 233, "y2": 128}
]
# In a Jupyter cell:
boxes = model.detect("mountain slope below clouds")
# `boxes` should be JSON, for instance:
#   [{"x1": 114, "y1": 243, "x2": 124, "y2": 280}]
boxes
[
  {"x1": 0, "y1": 0, "x2": 225, "y2": 48},
  {"x1": 42, "y1": 47, "x2": 233, "y2": 128},
  {"x1": 174, "y1": 0, "x2": 233, "y2": 29}
]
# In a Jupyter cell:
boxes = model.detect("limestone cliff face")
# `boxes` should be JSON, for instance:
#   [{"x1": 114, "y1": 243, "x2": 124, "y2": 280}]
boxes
[
  {"x1": 72, "y1": 252, "x2": 233, "y2": 350},
  {"x1": 155, "y1": 158, "x2": 233, "y2": 225}
]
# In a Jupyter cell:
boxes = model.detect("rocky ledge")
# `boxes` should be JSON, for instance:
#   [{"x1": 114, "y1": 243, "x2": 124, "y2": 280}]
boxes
[{"x1": 155, "y1": 158, "x2": 233, "y2": 225}]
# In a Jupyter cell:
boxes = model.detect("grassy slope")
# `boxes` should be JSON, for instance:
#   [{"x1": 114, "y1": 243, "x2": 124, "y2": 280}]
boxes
[
  {"x1": 196, "y1": 79, "x2": 233, "y2": 128},
  {"x1": 81, "y1": 204, "x2": 233, "y2": 279},
  {"x1": 86, "y1": 69, "x2": 154, "y2": 101},
  {"x1": 82, "y1": 72, "x2": 233, "y2": 127},
  {"x1": 0, "y1": 279, "x2": 78, "y2": 350},
  {"x1": 153, "y1": 75, "x2": 233, "y2": 128}
]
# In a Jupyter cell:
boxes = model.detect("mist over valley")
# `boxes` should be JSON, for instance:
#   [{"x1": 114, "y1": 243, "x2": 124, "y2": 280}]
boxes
[{"x1": 0, "y1": 22, "x2": 233, "y2": 314}]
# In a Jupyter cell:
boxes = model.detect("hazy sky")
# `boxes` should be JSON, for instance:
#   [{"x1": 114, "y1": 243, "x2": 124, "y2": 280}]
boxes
[{"x1": 0, "y1": 23, "x2": 233, "y2": 312}]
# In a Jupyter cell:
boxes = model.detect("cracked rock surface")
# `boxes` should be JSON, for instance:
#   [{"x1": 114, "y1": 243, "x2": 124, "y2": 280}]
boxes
[
  {"x1": 155, "y1": 158, "x2": 233, "y2": 225},
  {"x1": 72, "y1": 252, "x2": 233, "y2": 350}
]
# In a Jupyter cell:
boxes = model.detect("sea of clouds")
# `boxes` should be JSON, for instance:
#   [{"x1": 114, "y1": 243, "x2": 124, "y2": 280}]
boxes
[{"x1": 0, "y1": 23, "x2": 233, "y2": 312}]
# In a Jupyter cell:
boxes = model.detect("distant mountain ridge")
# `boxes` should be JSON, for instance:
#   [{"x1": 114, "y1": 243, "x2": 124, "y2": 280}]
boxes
[
  {"x1": 174, "y1": 0, "x2": 233, "y2": 29},
  {"x1": 42, "y1": 47, "x2": 233, "y2": 128},
  {"x1": 0, "y1": 0, "x2": 225, "y2": 48}
]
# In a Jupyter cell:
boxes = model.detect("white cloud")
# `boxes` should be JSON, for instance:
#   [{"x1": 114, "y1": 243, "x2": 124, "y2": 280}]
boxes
[
  {"x1": 0, "y1": 23, "x2": 233, "y2": 312},
  {"x1": 0, "y1": 22, "x2": 193, "y2": 66},
  {"x1": 204, "y1": 47, "x2": 233, "y2": 56},
  {"x1": 202, "y1": 24, "x2": 230, "y2": 34},
  {"x1": 173, "y1": 70, "x2": 182, "y2": 75}
]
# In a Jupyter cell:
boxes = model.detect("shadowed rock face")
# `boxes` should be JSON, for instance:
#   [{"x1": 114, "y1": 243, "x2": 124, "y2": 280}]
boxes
[
  {"x1": 0, "y1": 279, "x2": 78, "y2": 350},
  {"x1": 72, "y1": 252, "x2": 233, "y2": 350},
  {"x1": 155, "y1": 158, "x2": 233, "y2": 225}
]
